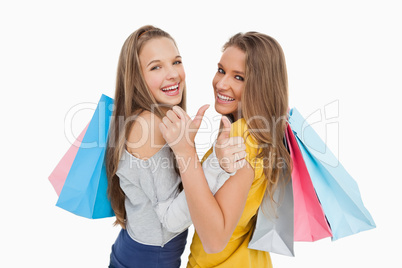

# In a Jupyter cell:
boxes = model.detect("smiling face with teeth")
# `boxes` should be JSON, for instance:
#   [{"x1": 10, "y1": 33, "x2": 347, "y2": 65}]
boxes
[
  {"x1": 213, "y1": 46, "x2": 246, "y2": 121},
  {"x1": 140, "y1": 37, "x2": 185, "y2": 110}
]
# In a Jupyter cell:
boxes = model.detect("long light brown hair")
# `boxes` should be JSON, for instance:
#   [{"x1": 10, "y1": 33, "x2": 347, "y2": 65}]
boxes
[
  {"x1": 223, "y1": 32, "x2": 292, "y2": 207},
  {"x1": 106, "y1": 25, "x2": 186, "y2": 228}
]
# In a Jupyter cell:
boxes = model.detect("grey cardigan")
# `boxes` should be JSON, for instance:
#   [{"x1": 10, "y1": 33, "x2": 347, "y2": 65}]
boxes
[{"x1": 116, "y1": 143, "x2": 233, "y2": 247}]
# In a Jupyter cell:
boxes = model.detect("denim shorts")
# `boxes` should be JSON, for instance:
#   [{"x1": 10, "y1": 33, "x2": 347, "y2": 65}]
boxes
[{"x1": 109, "y1": 228, "x2": 188, "y2": 268}]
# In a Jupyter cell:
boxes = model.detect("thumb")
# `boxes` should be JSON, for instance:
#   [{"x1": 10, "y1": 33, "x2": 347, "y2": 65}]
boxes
[
  {"x1": 218, "y1": 116, "x2": 231, "y2": 141},
  {"x1": 191, "y1": 104, "x2": 210, "y2": 131}
]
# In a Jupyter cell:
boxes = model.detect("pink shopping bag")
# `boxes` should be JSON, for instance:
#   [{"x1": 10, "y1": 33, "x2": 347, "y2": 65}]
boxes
[
  {"x1": 49, "y1": 123, "x2": 89, "y2": 195},
  {"x1": 286, "y1": 124, "x2": 332, "y2": 241}
]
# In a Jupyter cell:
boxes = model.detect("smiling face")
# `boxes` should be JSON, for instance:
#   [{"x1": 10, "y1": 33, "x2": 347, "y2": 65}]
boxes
[
  {"x1": 139, "y1": 37, "x2": 185, "y2": 109},
  {"x1": 212, "y1": 46, "x2": 246, "y2": 121}
]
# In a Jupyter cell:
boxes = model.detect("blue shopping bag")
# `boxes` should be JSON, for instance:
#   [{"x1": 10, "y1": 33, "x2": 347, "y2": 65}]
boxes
[
  {"x1": 56, "y1": 94, "x2": 115, "y2": 219},
  {"x1": 288, "y1": 108, "x2": 375, "y2": 240}
]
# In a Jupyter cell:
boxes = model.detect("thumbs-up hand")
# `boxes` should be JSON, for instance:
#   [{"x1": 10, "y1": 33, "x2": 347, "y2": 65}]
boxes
[
  {"x1": 159, "y1": 104, "x2": 209, "y2": 155},
  {"x1": 215, "y1": 116, "x2": 247, "y2": 173}
]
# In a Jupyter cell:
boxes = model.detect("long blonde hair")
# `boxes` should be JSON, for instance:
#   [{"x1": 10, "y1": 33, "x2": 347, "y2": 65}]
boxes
[
  {"x1": 223, "y1": 32, "x2": 292, "y2": 206},
  {"x1": 106, "y1": 25, "x2": 186, "y2": 228}
]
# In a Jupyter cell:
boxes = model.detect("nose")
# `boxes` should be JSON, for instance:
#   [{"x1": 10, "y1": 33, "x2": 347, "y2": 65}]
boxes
[
  {"x1": 216, "y1": 74, "x2": 230, "y2": 91},
  {"x1": 166, "y1": 65, "x2": 179, "y2": 80}
]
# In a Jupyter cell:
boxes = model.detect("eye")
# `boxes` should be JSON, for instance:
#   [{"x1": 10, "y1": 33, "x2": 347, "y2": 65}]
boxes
[
  {"x1": 150, "y1": 65, "x2": 160, "y2": 71},
  {"x1": 173, "y1": 60, "x2": 182, "y2": 65},
  {"x1": 235, "y1": 75, "x2": 244, "y2": 81},
  {"x1": 218, "y1": 68, "x2": 225, "y2": 74}
]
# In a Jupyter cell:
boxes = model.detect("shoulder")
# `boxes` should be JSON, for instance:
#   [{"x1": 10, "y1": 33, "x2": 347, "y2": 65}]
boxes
[
  {"x1": 230, "y1": 118, "x2": 259, "y2": 159},
  {"x1": 230, "y1": 118, "x2": 263, "y2": 178},
  {"x1": 229, "y1": 118, "x2": 247, "y2": 136},
  {"x1": 126, "y1": 111, "x2": 166, "y2": 159},
  {"x1": 230, "y1": 118, "x2": 256, "y2": 147}
]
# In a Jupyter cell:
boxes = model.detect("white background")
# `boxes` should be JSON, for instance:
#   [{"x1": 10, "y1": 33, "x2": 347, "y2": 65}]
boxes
[{"x1": 1, "y1": 0, "x2": 400, "y2": 267}]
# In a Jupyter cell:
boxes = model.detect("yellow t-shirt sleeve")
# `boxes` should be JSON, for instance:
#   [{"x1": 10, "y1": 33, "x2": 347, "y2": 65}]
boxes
[
  {"x1": 229, "y1": 118, "x2": 264, "y2": 179},
  {"x1": 202, "y1": 118, "x2": 264, "y2": 180}
]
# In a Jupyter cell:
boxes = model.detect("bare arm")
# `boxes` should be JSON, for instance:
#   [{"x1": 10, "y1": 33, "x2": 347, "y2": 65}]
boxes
[
  {"x1": 159, "y1": 106, "x2": 254, "y2": 253},
  {"x1": 178, "y1": 151, "x2": 254, "y2": 253},
  {"x1": 127, "y1": 110, "x2": 246, "y2": 236}
]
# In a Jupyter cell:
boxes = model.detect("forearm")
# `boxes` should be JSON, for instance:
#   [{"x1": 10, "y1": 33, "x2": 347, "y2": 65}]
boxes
[
  {"x1": 154, "y1": 190, "x2": 192, "y2": 233},
  {"x1": 202, "y1": 144, "x2": 236, "y2": 195},
  {"x1": 158, "y1": 105, "x2": 251, "y2": 252},
  {"x1": 155, "y1": 151, "x2": 232, "y2": 233},
  {"x1": 177, "y1": 150, "x2": 233, "y2": 252}
]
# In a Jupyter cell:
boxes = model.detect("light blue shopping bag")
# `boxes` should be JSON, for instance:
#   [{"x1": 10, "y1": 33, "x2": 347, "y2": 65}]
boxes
[
  {"x1": 288, "y1": 108, "x2": 375, "y2": 240},
  {"x1": 56, "y1": 94, "x2": 115, "y2": 219}
]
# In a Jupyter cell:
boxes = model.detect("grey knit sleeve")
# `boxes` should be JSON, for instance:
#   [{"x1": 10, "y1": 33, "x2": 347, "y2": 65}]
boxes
[{"x1": 154, "y1": 142, "x2": 237, "y2": 233}]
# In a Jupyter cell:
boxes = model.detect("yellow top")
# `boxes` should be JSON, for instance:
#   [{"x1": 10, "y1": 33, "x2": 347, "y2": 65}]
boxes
[{"x1": 187, "y1": 118, "x2": 272, "y2": 268}]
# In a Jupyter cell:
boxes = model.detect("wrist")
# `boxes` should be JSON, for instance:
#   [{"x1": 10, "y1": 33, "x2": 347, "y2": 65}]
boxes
[
  {"x1": 173, "y1": 145, "x2": 196, "y2": 158},
  {"x1": 175, "y1": 149, "x2": 199, "y2": 173},
  {"x1": 212, "y1": 142, "x2": 237, "y2": 176}
]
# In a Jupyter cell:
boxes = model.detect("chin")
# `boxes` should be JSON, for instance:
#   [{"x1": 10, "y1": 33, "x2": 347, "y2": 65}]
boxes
[
  {"x1": 171, "y1": 95, "x2": 183, "y2": 106},
  {"x1": 214, "y1": 103, "x2": 235, "y2": 116},
  {"x1": 158, "y1": 94, "x2": 183, "y2": 107}
]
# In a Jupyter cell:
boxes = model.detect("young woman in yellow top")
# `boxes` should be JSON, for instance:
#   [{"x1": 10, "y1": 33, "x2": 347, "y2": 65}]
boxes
[{"x1": 159, "y1": 31, "x2": 292, "y2": 267}]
